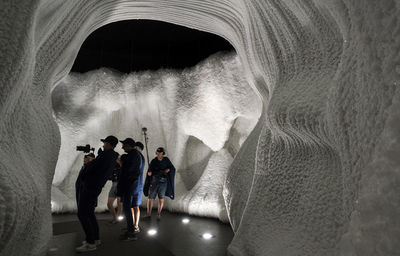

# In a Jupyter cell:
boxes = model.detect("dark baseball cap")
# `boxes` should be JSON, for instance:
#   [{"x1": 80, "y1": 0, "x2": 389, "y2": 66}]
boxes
[
  {"x1": 156, "y1": 147, "x2": 165, "y2": 153},
  {"x1": 120, "y1": 138, "x2": 136, "y2": 147},
  {"x1": 100, "y1": 135, "x2": 118, "y2": 147},
  {"x1": 135, "y1": 141, "x2": 144, "y2": 150}
]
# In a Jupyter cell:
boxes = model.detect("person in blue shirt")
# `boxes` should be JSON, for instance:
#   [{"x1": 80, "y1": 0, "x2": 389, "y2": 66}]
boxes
[
  {"x1": 143, "y1": 147, "x2": 175, "y2": 220},
  {"x1": 132, "y1": 141, "x2": 145, "y2": 232},
  {"x1": 117, "y1": 138, "x2": 143, "y2": 241}
]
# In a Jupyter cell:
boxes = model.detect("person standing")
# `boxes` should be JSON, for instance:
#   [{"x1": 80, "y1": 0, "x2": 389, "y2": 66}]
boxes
[
  {"x1": 76, "y1": 136, "x2": 119, "y2": 253},
  {"x1": 107, "y1": 161, "x2": 123, "y2": 224},
  {"x1": 132, "y1": 141, "x2": 145, "y2": 232},
  {"x1": 75, "y1": 153, "x2": 95, "y2": 207},
  {"x1": 117, "y1": 138, "x2": 143, "y2": 241},
  {"x1": 143, "y1": 147, "x2": 176, "y2": 220}
]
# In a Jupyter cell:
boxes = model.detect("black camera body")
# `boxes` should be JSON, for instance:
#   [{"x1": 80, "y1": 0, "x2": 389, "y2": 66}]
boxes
[{"x1": 76, "y1": 144, "x2": 94, "y2": 153}]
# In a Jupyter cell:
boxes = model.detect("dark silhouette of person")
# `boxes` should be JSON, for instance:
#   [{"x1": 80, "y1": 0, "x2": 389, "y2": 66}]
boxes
[{"x1": 76, "y1": 136, "x2": 119, "y2": 252}]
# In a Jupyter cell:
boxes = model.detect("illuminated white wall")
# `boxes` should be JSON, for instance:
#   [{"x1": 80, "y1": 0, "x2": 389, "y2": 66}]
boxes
[
  {"x1": 0, "y1": 1, "x2": 399, "y2": 256},
  {"x1": 51, "y1": 52, "x2": 261, "y2": 223}
]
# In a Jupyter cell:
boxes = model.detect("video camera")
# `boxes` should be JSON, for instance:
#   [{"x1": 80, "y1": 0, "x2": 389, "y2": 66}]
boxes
[{"x1": 76, "y1": 144, "x2": 95, "y2": 153}]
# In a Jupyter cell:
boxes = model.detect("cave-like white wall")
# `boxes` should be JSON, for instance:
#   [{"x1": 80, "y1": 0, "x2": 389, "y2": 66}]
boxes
[
  {"x1": 51, "y1": 52, "x2": 261, "y2": 223},
  {"x1": 0, "y1": 1, "x2": 399, "y2": 256}
]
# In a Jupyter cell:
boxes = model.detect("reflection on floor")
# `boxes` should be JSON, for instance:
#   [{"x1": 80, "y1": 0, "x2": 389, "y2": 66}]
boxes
[{"x1": 49, "y1": 209, "x2": 233, "y2": 256}]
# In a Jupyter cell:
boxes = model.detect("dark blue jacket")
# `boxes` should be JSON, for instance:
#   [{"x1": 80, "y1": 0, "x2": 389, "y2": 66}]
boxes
[
  {"x1": 136, "y1": 151, "x2": 145, "y2": 194},
  {"x1": 117, "y1": 149, "x2": 143, "y2": 196},
  {"x1": 81, "y1": 149, "x2": 119, "y2": 194},
  {"x1": 143, "y1": 157, "x2": 176, "y2": 199}
]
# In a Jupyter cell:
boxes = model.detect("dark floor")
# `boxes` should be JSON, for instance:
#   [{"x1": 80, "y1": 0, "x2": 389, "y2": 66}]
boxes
[{"x1": 49, "y1": 209, "x2": 233, "y2": 256}]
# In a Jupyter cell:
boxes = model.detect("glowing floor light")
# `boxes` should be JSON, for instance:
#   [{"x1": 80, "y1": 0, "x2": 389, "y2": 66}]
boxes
[
  {"x1": 117, "y1": 216, "x2": 124, "y2": 221},
  {"x1": 202, "y1": 233, "x2": 213, "y2": 240},
  {"x1": 182, "y1": 218, "x2": 190, "y2": 224},
  {"x1": 148, "y1": 229, "x2": 157, "y2": 236}
]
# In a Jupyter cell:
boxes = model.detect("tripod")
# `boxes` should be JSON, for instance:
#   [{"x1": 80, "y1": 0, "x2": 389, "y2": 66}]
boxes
[{"x1": 141, "y1": 127, "x2": 150, "y2": 166}]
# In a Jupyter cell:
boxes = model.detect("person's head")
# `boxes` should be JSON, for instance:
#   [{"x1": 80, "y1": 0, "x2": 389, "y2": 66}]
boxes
[
  {"x1": 120, "y1": 138, "x2": 135, "y2": 153},
  {"x1": 100, "y1": 135, "x2": 118, "y2": 150},
  {"x1": 83, "y1": 153, "x2": 95, "y2": 164},
  {"x1": 135, "y1": 141, "x2": 144, "y2": 152},
  {"x1": 156, "y1": 147, "x2": 165, "y2": 159}
]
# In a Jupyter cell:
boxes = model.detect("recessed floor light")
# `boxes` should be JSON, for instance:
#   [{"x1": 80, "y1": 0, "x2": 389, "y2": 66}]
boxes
[
  {"x1": 182, "y1": 218, "x2": 190, "y2": 224},
  {"x1": 148, "y1": 229, "x2": 157, "y2": 236},
  {"x1": 202, "y1": 233, "x2": 213, "y2": 239}
]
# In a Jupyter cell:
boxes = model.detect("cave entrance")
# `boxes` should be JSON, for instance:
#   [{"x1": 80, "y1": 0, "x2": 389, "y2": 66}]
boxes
[
  {"x1": 71, "y1": 19, "x2": 235, "y2": 73},
  {"x1": 51, "y1": 20, "x2": 262, "y2": 222}
]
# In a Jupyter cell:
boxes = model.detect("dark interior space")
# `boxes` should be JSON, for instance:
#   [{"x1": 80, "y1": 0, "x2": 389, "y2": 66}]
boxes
[
  {"x1": 71, "y1": 20, "x2": 234, "y2": 73},
  {"x1": 50, "y1": 210, "x2": 233, "y2": 256}
]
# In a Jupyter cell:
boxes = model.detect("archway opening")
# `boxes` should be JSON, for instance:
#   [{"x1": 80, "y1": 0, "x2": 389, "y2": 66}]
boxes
[{"x1": 50, "y1": 20, "x2": 262, "y2": 223}]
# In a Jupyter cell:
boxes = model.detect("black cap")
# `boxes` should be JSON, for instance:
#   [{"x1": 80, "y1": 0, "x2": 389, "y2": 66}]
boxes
[
  {"x1": 100, "y1": 135, "x2": 118, "y2": 147},
  {"x1": 156, "y1": 147, "x2": 165, "y2": 153},
  {"x1": 120, "y1": 138, "x2": 136, "y2": 147},
  {"x1": 135, "y1": 141, "x2": 144, "y2": 150}
]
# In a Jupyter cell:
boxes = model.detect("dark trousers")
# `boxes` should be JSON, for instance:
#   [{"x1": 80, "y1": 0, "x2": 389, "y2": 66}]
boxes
[
  {"x1": 122, "y1": 191, "x2": 135, "y2": 233},
  {"x1": 77, "y1": 187, "x2": 100, "y2": 244},
  {"x1": 75, "y1": 181, "x2": 81, "y2": 207}
]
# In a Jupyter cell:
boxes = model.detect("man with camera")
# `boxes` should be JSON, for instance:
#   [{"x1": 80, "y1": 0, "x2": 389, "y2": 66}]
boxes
[
  {"x1": 117, "y1": 138, "x2": 144, "y2": 241},
  {"x1": 76, "y1": 135, "x2": 119, "y2": 253},
  {"x1": 75, "y1": 153, "x2": 95, "y2": 206}
]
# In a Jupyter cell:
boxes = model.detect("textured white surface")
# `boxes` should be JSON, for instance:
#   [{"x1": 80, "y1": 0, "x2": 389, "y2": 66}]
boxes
[
  {"x1": 51, "y1": 52, "x2": 261, "y2": 223},
  {"x1": 0, "y1": 1, "x2": 400, "y2": 256}
]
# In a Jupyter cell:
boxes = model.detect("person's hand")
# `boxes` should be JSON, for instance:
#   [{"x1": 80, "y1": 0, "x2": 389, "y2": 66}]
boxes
[
  {"x1": 148, "y1": 172, "x2": 152, "y2": 176},
  {"x1": 165, "y1": 169, "x2": 170, "y2": 173}
]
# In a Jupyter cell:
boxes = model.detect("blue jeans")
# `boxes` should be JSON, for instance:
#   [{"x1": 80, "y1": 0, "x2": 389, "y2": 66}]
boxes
[
  {"x1": 149, "y1": 177, "x2": 167, "y2": 199},
  {"x1": 122, "y1": 190, "x2": 140, "y2": 233}
]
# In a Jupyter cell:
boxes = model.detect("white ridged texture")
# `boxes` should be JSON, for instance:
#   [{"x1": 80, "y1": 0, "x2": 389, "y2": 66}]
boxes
[
  {"x1": 0, "y1": 1, "x2": 399, "y2": 256},
  {"x1": 51, "y1": 52, "x2": 261, "y2": 224}
]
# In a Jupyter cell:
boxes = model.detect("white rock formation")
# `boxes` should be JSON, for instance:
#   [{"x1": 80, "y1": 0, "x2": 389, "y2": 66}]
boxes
[
  {"x1": 0, "y1": 1, "x2": 399, "y2": 256},
  {"x1": 51, "y1": 52, "x2": 261, "y2": 224}
]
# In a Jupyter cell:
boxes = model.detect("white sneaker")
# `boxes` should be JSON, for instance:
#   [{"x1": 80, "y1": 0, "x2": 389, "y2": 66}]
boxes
[
  {"x1": 82, "y1": 240, "x2": 101, "y2": 246},
  {"x1": 76, "y1": 243, "x2": 96, "y2": 252},
  {"x1": 134, "y1": 226, "x2": 141, "y2": 233}
]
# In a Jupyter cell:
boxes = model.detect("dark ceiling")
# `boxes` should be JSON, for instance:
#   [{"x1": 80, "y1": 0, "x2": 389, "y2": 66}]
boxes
[{"x1": 71, "y1": 20, "x2": 235, "y2": 73}]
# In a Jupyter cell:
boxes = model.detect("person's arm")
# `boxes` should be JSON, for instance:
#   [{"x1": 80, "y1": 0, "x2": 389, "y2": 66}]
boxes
[
  {"x1": 163, "y1": 157, "x2": 174, "y2": 173},
  {"x1": 80, "y1": 154, "x2": 103, "y2": 180},
  {"x1": 147, "y1": 159, "x2": 155, "y2": 176},
  {"x1": 127, "y1": 152, "x2": 142, "y2": 183}
]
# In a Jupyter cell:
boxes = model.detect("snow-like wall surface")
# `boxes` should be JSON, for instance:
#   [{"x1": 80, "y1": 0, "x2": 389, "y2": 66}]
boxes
[
  {"x1": 51, "y1": 52, "x2": 261, "y2": 223},
  {"x1": 0, "y1": 1, "x2": 400, "y2": 256}
]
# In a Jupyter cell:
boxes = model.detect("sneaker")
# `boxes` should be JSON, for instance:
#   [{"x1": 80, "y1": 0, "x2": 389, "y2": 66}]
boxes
[
  {"x1": 119, "y1": 232, "x2": 138, "y2": 241},
  {"x1": 76, "y1": 243, "x2": 96, "y2": 253},
  {"x1": 134, "y1": 226, "x2": 141, "y2": 233},
  {"x1": 82, "y1": 240, "x2": 101, "y2": 246}
]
